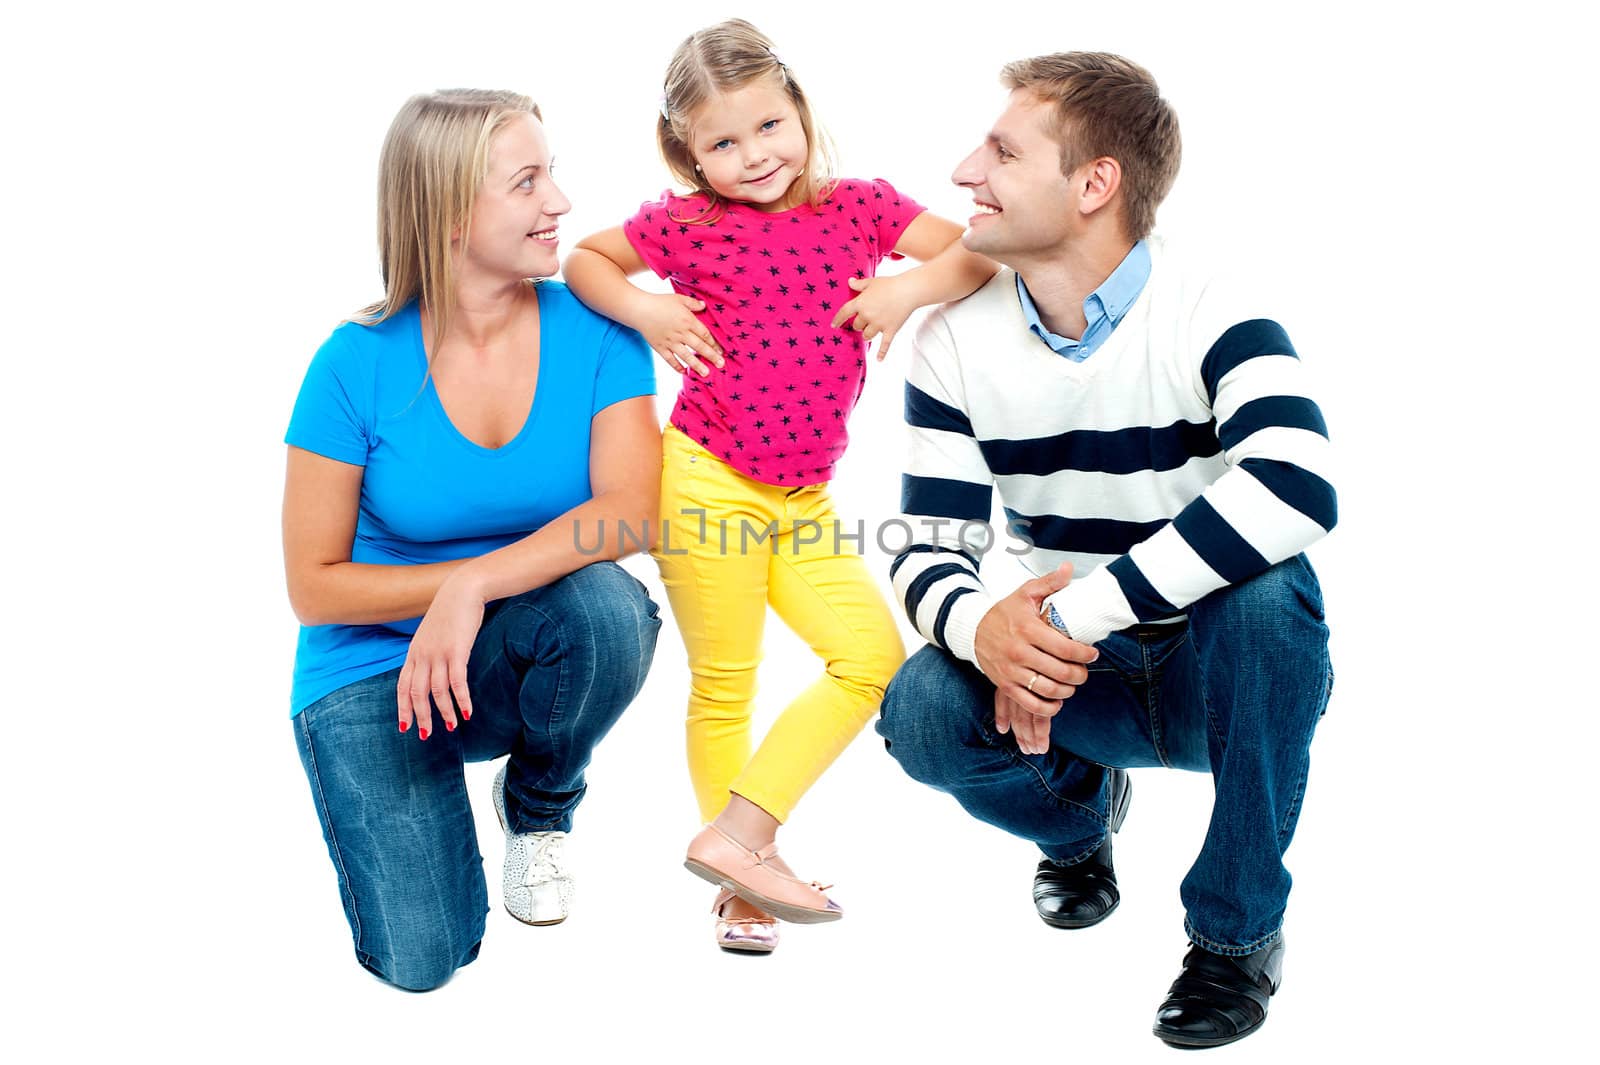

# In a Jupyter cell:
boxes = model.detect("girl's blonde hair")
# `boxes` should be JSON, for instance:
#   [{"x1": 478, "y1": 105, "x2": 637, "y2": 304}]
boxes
[
  {"x1": 657, "y1": 19, "x2": 837, "y2": 223},
  {"x1": 356, "y1": 89, "x2": 541, "y2": 353}
]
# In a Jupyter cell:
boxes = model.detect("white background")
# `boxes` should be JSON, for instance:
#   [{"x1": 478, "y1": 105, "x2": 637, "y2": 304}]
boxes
[{"x1": 5, "y1": 0, "x2": 1594, "y2": 1061}]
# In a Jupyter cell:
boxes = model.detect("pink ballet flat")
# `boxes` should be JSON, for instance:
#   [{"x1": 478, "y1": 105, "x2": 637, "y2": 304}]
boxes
[
  {"x1": 684, "y1": 823, "x2": 843, "y2": 924},
  {"x1": 712, "y1": 888, "x2": 780, "y2": 954}
]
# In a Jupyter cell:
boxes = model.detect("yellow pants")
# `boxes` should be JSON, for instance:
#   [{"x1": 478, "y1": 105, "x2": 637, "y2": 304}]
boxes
[{"x1": 652, "y1": 425, "x2": 906, "y2": 823}]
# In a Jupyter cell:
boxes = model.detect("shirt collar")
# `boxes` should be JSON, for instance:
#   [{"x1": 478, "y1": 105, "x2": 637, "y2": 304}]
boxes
[{"x1": 1015, "y1": 239, "x2": 1151, "y2": 354}]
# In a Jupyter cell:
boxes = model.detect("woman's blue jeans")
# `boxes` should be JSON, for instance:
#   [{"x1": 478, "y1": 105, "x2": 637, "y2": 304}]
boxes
[
  {"x1": 292, "y1": 562, "x2": 661, "y2": 990},
  {"x1": 876, "y1": 555, "x2": 1332, "y2": 955}
]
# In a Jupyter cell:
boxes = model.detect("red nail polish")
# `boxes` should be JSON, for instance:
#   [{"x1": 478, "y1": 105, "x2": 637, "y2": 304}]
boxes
[
  {"x1": 399, "y1": 720, "x2": 410, "y2": 733},
  {"x1": 419, "y1": 728, "x2": 430, "y2": 740},
  {"x1": 462, "y1": 710, "x2": 471, "y2": 721},
  {"x1": 445, "y1": 720, "x2": 456, "y2": 732}
]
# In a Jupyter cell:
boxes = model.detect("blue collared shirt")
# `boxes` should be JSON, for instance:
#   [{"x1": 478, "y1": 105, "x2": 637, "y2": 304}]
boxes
[{"x1": 1015, "y1": 240, "x2": 1151, "y2": 362}]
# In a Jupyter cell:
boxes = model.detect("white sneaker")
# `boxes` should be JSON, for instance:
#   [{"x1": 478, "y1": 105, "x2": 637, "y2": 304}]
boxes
[{"x1": 491, "y1": 763, "x2": 573, "y2": 925}]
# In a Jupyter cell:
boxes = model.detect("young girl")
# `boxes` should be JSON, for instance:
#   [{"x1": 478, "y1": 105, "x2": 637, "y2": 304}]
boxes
[{"x1": 565, "y1": 19, "x2": 995, "y2": 953}]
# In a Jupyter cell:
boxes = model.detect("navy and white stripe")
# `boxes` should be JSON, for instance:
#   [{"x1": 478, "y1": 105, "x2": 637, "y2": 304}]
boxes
[
  {"x1": 891, "y1": 328, "x2": 998, "y2": 662},
  {"x1": 892, "y1": 251, "x2": 1336, "y2": 654}
]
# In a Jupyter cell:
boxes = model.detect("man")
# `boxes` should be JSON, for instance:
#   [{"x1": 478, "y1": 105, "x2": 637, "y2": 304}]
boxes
[{"x1": 878, "y1": 52, "x2": 1335, "y2": 1049}]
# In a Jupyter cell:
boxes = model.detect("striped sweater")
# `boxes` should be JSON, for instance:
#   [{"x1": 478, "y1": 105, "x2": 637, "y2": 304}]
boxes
[{"x1": 891, "y1": 239, "x2": 1336, "y2": 661}]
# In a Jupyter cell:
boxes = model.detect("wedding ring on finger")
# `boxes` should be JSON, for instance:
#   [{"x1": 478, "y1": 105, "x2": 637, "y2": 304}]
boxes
[{"x1": 1027, "y1": 670, "x2": 1040, "y2": 695}]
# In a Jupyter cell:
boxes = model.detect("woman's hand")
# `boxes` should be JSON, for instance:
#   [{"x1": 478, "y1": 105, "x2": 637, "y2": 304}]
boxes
[
  {"x1": 831, "y1": 274, "x2": 919, "y2": 360},
  {"x1": 637, "y1": 292, "x2": 725, "y2": 376},
  {"x1": 396, "y1": 571, "x2": 486, "y2": 740}
]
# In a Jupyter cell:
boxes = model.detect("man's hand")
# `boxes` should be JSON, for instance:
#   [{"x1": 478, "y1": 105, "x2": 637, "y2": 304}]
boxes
[
  {"x1": 973, "y1": 562, "x2": 1099, "y2": 754},
  {"x1": 994, "y1": 690, "x2": 1060, "y2": 756}
]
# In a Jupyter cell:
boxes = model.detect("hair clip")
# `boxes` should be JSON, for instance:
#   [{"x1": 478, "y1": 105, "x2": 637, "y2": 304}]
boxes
[{"x1": 658, "y1": 93, "x2": 671, "y2": 121}]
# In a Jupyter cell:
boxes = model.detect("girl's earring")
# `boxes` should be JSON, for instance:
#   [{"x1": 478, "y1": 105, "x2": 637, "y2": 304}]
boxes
[{"x1": 694, "y1": 164, "x2": 702, "y2": 172}]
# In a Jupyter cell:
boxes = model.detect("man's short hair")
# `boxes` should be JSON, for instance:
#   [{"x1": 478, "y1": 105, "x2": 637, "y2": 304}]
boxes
[{"x1": 1000, "y1": 53, "x2": 1181, "y2": 241}]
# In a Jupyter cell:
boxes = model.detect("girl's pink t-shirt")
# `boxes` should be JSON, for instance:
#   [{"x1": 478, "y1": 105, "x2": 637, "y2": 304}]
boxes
[{"x1": 623, "y1": 178, "x2": 925, "y2": 486}]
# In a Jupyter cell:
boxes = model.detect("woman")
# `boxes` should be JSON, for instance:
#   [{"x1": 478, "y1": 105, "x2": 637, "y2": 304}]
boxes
[{"x1": 282, "y1": 89, "x2": 661, "y2": 991}]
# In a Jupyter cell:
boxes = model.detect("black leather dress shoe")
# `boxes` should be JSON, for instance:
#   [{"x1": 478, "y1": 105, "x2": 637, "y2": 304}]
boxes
[
  {"x1": 1033, "y1": 768, "x2": 1130, "y2": 929},
  {"x1": 1152, "y1": 937, "x2": 1285, "y2": 1049}
]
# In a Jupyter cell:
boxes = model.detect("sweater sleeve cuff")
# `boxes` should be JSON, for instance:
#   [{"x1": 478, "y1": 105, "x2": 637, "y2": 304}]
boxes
[
  {"x1": 941, "y1": 590, "x2": 996, "y2": 672},
  {"x1": 1042, "y1": 571, "x2": 1134, "y2": 647}
]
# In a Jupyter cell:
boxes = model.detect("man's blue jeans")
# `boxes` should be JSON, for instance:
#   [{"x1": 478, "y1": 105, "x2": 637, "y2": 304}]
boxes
[
  {"x1": 292, "y1": 563, "x2": 661, "y2": 990},
  {"x1": 876, "y1": 555, "x2": 1332, "y2": 955}
]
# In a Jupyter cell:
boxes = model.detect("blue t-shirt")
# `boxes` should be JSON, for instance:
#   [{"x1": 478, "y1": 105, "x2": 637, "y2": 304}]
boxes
[{"x1": 284, "y1": 281, "x2": 656, "y2": 715}]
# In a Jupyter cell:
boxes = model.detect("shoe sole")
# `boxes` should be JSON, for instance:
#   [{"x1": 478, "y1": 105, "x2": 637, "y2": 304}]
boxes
[
  {"x1": 506, "y1": 910, "x2": 566, "y2": 927},
  {"x1": 1152, "y1": 1018, "x2": 1267, "y2": 1049},
  {"x1": 494, "y1": 769, "x2": 568, "y2": 927},
  {"x1": 717, "y1": 940, "x2": 777, "y2": 955},
  {"x1": 1037, "y1": 897, "x2": 1120, "y2": 930},
  {"x1": 683, "y1": 859, "x2": 843, "y2": 925}
]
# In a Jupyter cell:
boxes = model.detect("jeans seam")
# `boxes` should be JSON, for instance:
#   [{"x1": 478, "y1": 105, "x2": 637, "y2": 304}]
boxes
[
  {"x1": 515, "y1": 600, "x2": 573, "y2": 832},
  {"x1": 1142, "y1": 638, "x2": 1175, "y2": 769},
  {"x1": 296, "y1": 712, "x2": 367, "y2": 965},
  {"x1": 1277, "y1": 647, "x2": 1333, "y2": 844},
  {"x1": 1195, "y1": 635, "x2": 1227, "y2": 753},
  {"x1": 981, "y1": 723, "x2": 1106, "y2": 827}
]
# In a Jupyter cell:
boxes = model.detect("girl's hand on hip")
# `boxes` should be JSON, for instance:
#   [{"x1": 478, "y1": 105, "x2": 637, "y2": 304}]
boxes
[
  {"x1": 832, "y1": 275, "x2": 917, "y2": 361},
  {"x1": 397, "y1": 574, "x2": 484, "y2": 740},
  {"x1": 639, "y1": 293, "x2": 724, "y2": 376}
]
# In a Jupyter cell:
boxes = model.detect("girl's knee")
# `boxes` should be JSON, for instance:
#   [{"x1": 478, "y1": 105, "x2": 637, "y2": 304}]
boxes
[{"x1": 833, "y1": 629, "x2": 906, "y2": 703}]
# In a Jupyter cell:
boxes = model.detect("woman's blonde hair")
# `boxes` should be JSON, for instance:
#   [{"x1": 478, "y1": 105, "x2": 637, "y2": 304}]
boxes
[
  {"x1": 356, "y1": 89, "x2": 541, "y2": 352},
  {"x1": 657, "y1": 19, "x2": 836, "y2": 223}
]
